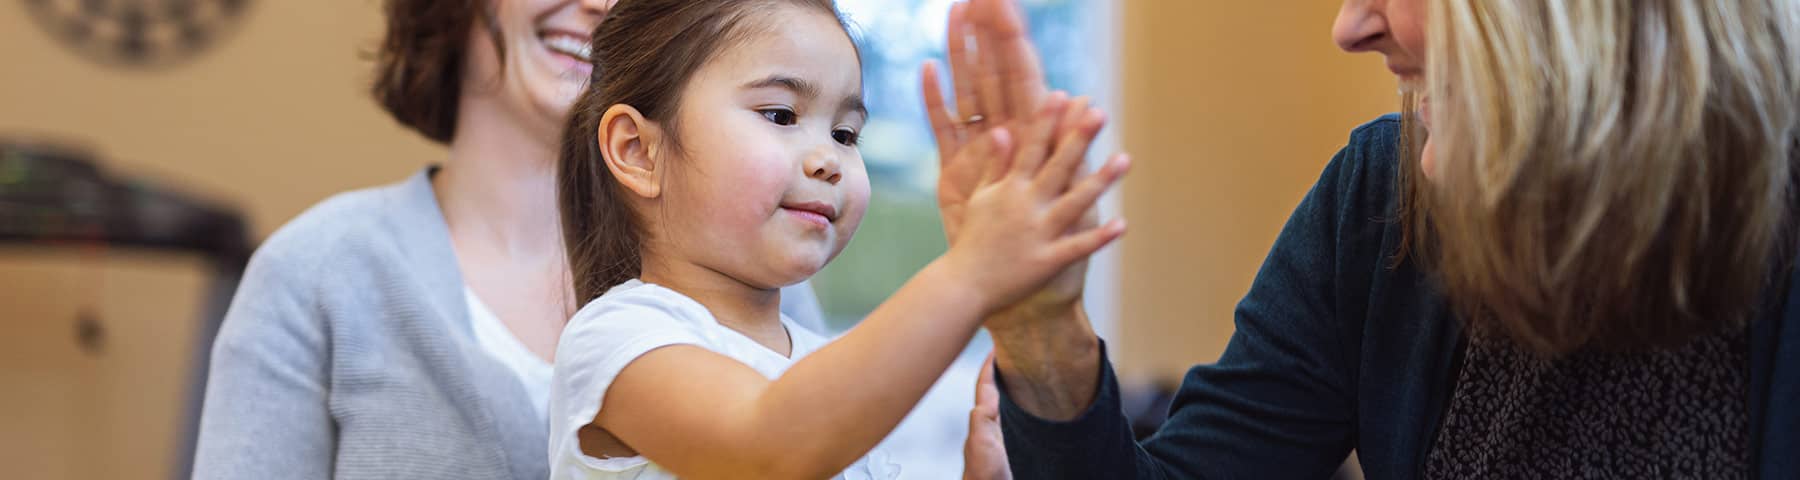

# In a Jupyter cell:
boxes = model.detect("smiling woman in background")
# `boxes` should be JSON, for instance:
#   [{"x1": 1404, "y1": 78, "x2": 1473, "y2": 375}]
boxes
[{"x1": 188, "y1": 1, "x2": 827, "y2": 478}]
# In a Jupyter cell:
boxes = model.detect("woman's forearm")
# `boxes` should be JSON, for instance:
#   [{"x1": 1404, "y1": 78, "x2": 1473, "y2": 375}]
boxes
[{"x1": 988, "y1": 304, "x2": 1103, "y2": 421}]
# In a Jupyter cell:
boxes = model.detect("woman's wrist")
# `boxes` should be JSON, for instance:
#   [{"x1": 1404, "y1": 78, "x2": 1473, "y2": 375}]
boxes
[{"x1": 987, "y1": 304, "x2": 1102, "y2": 421}]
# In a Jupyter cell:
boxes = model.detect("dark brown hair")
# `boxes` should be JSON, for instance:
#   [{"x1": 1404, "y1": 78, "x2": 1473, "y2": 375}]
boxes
[
  {"x1": 1399, "y1": 0, "x2": 1800, "y2": 355},
  {"x1": 370, "y1": 0, "x2": 504, "y2": 145},
  {"x1": 558, "y1": 0, "x2": 850, "y2": 304}
]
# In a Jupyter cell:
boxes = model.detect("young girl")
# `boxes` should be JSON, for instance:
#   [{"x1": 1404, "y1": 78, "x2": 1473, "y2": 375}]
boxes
[{"x1": 548, "y1": 0, "x2": 1127, "y2": 478}]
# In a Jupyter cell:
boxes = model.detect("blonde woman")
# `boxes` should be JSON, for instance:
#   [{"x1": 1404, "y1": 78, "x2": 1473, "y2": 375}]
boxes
[{"x1": 940, "y1": 0, "x2": 1800, "y2": 478}]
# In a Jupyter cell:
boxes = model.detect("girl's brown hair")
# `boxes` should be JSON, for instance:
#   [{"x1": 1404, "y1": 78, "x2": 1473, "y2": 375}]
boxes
[
  {"x1": 558, "y1": 0, "x2": 849, "y2": 304},
  {"x1": 369, "y1": 0, "x2": 503, "y2": 145},
  {"x1": 1401, "y1": 0, "x2": 1800, "y2": 355}
]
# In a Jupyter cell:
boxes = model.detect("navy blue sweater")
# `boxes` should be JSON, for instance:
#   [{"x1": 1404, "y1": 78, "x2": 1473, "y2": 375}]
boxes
[{"x1": 998, "y1": 114, "x2": 1800, "y2": 479}]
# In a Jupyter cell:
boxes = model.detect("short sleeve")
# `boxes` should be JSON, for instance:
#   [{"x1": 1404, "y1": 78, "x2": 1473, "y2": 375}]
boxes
[{"x1": 548, "y1": 283, "x2": 710, "y2": 476}]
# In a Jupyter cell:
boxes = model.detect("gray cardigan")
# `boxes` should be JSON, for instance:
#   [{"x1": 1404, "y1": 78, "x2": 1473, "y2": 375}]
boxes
[{"x1": 191, "y1": 168, "x2": 825, "y2": 479}]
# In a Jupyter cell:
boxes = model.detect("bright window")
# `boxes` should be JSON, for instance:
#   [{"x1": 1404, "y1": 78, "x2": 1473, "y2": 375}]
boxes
[{"x1": 821, "y1": 1, "x2": 1114, "y2": 477}]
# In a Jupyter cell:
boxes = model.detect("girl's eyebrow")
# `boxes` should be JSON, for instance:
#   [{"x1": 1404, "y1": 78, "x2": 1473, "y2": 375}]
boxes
[
  {"x1": 842, "y1": 96, "x2": 867, "y2": 121},
  {"x1": 743, "y1": 75, "x2": 820, "y2": 99},
  {"x1": 744, "y1": 74, "x2": 867, "y2": 119}
]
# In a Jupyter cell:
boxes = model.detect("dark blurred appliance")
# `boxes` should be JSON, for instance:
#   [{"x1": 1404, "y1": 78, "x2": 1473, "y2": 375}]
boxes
[{"x1": 0, "y1": 139, "x2": 251, "y2": 480}]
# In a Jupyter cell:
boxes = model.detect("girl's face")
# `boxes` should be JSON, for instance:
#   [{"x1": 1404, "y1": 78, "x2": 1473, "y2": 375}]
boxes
[
  {"x1": 652, "y1": 8, "x2": 870, "y2": 290},
  {"x1": 472, "y1": 0, "x2": 617, "y2": 132}
]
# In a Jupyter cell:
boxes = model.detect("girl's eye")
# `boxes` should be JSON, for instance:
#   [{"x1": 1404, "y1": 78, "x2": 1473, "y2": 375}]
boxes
[
  {"x1": 760, "y1": 108, "x2": 798, "y2": 126},
  {"x1": 832, "y1": 128, "x2": 860, "y2": 147}
]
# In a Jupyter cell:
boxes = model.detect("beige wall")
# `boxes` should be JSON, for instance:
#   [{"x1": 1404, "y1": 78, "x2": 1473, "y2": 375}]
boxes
[
  {"x1": 1, "y1": 2, "x2": 432, "y2": 478},
  {"x1": 1110, "y1": 2, "x2": 1399, "y2": 383},
  {"x1": 1, "y1": 1, "x2": 442, "y2": 238}
]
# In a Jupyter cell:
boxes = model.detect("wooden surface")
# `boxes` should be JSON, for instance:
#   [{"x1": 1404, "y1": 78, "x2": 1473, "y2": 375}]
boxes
[{"x1": 0, "y1": 251, "x2": 212, "y2": 479}]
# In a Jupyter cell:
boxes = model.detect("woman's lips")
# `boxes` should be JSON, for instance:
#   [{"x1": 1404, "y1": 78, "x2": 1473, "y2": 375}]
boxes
[
  {"x1": 540, "y1": 31, "x2": 592, "y2": 61},
  {"x1": 539, "y1": 30, "x2": 593, "y2": 77}
]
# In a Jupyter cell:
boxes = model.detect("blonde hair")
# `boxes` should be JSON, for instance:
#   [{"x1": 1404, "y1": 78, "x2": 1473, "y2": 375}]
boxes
[{"x1": 1403, "y1": 0, "x2": 1800, "y2": 355}]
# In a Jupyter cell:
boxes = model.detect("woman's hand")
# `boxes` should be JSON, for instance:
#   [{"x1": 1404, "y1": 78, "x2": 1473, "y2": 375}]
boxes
[
  {"x1": 925, "y1": 0, "x2": 1115, "y2": 424},
  {"x1": 962, "y1": 353, "x2": 1012, "y2": 480},
  {"x1": 922, "y1": 0, "x2": 1110, "y2": 328},
  {"x1": 923, "y1": 0, "x2": 1049, "y2": 244}
]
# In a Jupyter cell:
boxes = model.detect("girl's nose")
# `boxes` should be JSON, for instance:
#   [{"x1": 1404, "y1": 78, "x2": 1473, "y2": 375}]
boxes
[{"x1": 803, "y1": 149, "x2": 843, "y2": 185}]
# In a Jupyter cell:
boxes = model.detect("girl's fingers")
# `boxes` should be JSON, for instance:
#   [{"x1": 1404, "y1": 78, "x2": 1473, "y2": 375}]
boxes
[
  {"x1": 947, "y1": 2, "x2": 983, "y2": 123},
  {"x1": 1046, "y1": 96, "x2": 1091, "y2": 167},
  {"x1": 1050, "y1": 218, "x2": 1127, "y2": 266},
  {"x1": 1046, "y1": 154, "x2": 1129, "y2": 229},
  {"x1": 921, "y1": 61, "x2": 963, "y2": 160},
  {"x1": 962, "y1": 353, "x2": 1010, "y2": 480},
  {"x1": 1005, "y1": 92, "x2": 1069, "y2": 179},
  {"x1": 976, "y1": 127, "x2": 1017, "y2": 185},
  {"x1": 1055, "y1": 96, "x2": 1092, "y2": 136},
  {"x1": 975, "y1": 352, "x2": 999, "y2": 406},
  {"x1": 1034, "y1": 105, "x2": 1105, "y2": 194}
]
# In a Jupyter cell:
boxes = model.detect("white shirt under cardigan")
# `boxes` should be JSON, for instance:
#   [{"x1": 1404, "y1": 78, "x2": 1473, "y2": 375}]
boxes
[
  {"x1": 549, "y1": 280, "x2": 900, "y2": 480},
  {"x1": 465, "y1": 287, "x2": 555, "y2": 419}
]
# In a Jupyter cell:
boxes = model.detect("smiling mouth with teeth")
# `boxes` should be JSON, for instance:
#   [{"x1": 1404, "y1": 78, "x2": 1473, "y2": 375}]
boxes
[{"x1": 542, "y1": 33, "x2": 593, "y2": 63}]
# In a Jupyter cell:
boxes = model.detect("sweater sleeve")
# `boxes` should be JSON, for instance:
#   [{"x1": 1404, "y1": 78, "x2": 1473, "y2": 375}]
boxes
[
  {"x1": 998, "y1": 116, "x2": 1399, "y2": 479},
  {"x1": 191, "y1": 244, "x2": 337, "y2": 480}
]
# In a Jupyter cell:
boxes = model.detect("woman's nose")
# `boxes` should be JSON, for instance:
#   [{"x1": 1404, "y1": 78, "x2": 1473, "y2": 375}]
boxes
[
  {"x1": 577, "y1": 0, "x2": 617, "y2": 17},
  {"x1": 1333, "y1": 0, "x2": 1390, "y2": 53}
]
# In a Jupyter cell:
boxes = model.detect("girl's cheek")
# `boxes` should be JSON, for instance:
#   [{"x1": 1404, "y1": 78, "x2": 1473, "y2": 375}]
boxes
[
  {"x1": 714, "y1": 156, "x2": 791, "y2": 224},
  {"x1": 838, "y1": 171, "x2": 874, "y2": 232}
]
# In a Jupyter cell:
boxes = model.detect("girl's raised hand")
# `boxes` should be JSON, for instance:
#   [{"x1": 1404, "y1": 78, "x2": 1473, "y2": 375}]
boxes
[{"x1": 944, "y1": 92, "x2": 1130, "y2": 312}]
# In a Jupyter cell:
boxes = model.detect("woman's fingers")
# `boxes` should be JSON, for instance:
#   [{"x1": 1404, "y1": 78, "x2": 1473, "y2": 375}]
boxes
[
  {"x1": 972, "y1": 0, "x2": 1011, "y2": 126},
  {"x1": 1034, "y1": 105, "x2": 1106, "y2": 194},
  {"x1": 947, "y1": 2, "x2": 983, "y2": 124},
  {"x1": 922, "y1": 61, "x2": 963, "y2": 160},
  {"x1": 979, "y1": 0, "x2": 1049, "y2": 122},
  {"x1": 1046, "y1": 154, "x2": 1129, "y2": 230},
  {"x1": 1005, "y1": 92, "x2": 1069, "y2": 179}
]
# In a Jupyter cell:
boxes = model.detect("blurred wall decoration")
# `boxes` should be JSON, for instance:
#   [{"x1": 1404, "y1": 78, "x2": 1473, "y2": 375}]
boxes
[{"x1": 23, "y1": 0, "x2": 255, "y2": 69}]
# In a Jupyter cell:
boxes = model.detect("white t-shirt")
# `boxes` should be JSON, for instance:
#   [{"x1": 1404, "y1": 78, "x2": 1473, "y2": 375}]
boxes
[
  {"x1": 465, "y1": 286, "x2": 554, "y2": 420},
  {"x1": 548, "y1": 280, "x2": 900, "y2": 480}
]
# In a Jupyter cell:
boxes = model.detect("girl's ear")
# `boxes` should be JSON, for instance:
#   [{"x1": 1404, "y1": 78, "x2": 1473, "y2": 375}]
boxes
[{"x1": 599, "y1": 104, "x2": 665, "y2": 199}]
